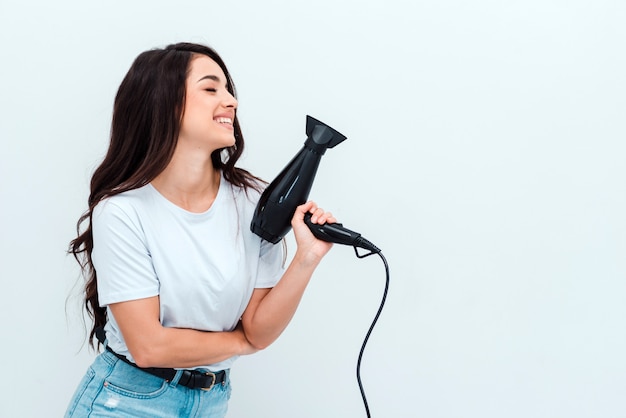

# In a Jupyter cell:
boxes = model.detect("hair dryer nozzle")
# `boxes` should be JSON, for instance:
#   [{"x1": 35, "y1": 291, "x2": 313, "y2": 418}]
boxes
[{"x1": 305, "y1": 115, "x2": 347, "y2": 153}]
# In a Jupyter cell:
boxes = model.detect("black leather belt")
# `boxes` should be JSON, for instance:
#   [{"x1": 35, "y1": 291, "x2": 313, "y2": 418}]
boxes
[
  {"x1": 106, "y1": 346, "x2": 227, "y2": 390},
  {"x1": 96, "y1": 327, "x2": 226, "y2": 391}
]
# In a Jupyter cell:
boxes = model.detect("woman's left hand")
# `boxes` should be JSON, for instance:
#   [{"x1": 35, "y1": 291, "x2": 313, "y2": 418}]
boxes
[{"x1": 291, "y1": 201, "x2": 336, "y2": 265}]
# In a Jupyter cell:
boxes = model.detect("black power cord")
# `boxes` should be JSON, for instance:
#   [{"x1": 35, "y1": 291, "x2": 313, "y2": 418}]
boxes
[
  {"x1": 302, "y1": 214, "x2": 389, "y2": 416},
  {"x1": 353, "y1": 248, "x2": 390, "y2": 418}
]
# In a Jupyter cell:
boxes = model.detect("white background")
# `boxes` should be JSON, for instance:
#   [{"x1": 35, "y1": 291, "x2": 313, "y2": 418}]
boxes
[{"x1": 1, "y1": 0, "x2": 625, "y2": 417}]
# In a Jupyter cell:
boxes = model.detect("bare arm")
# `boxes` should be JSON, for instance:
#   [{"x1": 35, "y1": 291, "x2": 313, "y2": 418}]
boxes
[
  {"x1": 241, "y1": 201, "x2": 335, "y2": 349},
  {"x1": 109, "y1": 296, "x2": 257, "y2": 369}
]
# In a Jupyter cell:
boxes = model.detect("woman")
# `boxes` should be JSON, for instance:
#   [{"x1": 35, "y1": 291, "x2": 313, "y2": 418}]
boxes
[{"x1": 65, "y1": 42, "x2": 335, "y2": 417}]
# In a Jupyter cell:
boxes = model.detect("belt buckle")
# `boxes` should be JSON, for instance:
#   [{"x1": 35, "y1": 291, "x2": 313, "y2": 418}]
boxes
[{"x1": 200, "y1": 371, "x2": 216, "y2": 391}]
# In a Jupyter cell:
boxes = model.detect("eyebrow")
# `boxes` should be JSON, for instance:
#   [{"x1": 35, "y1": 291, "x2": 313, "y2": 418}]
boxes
[{"x1": 197, "y1": 75, "x2": 221, "y2": 83}]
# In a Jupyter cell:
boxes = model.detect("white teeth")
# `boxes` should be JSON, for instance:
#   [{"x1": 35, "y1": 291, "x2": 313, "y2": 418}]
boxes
[{"x1": 215, "y1": 117, "x2": 232, "y2": 124}]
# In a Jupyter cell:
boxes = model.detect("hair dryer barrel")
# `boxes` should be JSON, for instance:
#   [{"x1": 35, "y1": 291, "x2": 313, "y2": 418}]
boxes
[{"x1": 250, "y1": 116, "x2": 347, "y2": 244}]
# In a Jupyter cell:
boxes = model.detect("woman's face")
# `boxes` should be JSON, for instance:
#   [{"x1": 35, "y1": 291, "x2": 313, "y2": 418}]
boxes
[{"x1": 178, "y1": 55, "x2": 238, "y2": 152}]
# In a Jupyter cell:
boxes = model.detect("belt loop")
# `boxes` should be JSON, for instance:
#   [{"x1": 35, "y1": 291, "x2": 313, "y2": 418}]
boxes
[{"x1": 169, "y1": 369, "x2": 184, "y2": 387}]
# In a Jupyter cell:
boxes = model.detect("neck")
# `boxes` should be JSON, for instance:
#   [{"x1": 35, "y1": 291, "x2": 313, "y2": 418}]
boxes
[{"x1": 151, "y1": 148, "x2": 222, "y2": 213}]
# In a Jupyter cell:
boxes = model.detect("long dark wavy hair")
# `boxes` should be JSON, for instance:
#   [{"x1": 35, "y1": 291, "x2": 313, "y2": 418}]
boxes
[{"x1": 69, "y1": 42, "x2": 262, "y2": 348}]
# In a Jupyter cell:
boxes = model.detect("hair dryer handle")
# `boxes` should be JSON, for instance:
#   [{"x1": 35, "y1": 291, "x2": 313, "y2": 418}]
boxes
[{"x1": 304, "y1": 213, "x2": 381, "y2": 253}]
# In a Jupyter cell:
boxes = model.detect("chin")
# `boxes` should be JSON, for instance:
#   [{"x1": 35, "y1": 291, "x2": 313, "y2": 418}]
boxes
[
  {"x1": 210, "y1": 133, "x2": 236, "y2": 149},
  {"x1": 218, "y1": 139, "x2": 236, "y2": 151}
]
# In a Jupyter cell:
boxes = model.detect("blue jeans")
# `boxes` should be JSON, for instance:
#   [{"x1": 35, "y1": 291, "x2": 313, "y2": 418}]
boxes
[{"x1": 65, "y1": 350, "x2": 232, "y2": 417}]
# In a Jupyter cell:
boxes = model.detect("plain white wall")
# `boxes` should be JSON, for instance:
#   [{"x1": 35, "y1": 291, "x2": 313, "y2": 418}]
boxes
[{"x1": 1, "y1": 0, "x2": 625, "y2": 417}]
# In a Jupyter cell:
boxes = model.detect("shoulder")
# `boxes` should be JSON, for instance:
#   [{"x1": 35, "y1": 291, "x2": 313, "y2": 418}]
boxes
[{"x1": 92, "y1": 185, "x2": 154, "y2": 224}]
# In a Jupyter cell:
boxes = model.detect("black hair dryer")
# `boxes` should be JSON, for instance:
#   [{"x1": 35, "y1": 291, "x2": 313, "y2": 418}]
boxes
[{"x1": 251, "y1": 115, "x2": 380, "y2": 253}]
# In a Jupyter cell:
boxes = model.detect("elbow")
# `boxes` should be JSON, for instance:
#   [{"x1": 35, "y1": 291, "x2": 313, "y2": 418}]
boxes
[
  {"x1": 128, "y1": 346, "x2": 161, "y2": 368},
  {"x1": 243, "y1": 329, "x2": 273, "y2": 351},
  {"x1": 241, "y1": 316, "x2": 278, "y2": 351},
  {"x1": 132, "y1": 355, "x2": 152, "y2": 369},
  {"x1": 249, "y1": 338, "x2": 271, "y2": 351}
]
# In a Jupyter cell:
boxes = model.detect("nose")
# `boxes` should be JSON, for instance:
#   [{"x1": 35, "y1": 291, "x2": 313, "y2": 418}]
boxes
[{"x1": 224, "y1": 91, "x2": 238, "y2": 109}]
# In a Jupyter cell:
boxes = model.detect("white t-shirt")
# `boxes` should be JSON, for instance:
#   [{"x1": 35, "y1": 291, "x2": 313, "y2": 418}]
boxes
[{"x1": 92, "y1": 174, "x2": 285, "y2": 371}]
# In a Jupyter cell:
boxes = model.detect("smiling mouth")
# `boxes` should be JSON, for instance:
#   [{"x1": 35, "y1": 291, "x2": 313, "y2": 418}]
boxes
[{"x1": 215, "y1": 117, "x2": 233, "y2": 126}]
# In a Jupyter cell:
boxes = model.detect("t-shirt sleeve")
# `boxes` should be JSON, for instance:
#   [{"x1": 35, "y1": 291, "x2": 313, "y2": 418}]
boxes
[
  {"x1": 254, "y1": 239, "x2": 286, "y2": 288},
  {"x1": 92, "y1": 199, "x2": 159, "y2": 306}
]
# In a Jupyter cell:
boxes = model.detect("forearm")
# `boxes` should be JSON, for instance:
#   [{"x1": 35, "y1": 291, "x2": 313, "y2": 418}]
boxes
[
  {"x1": 109, "y1": 299, "x2": 254, "y2": 369},
  {"x1": 132, "y1": 327, "x2": 246, "y2": 369},
  {"x1": 242, "y1": 201, "x2": 334, "y2": 350},
  {"x1": 242, "y1": 253, "x2": 319, "y2": 349}
]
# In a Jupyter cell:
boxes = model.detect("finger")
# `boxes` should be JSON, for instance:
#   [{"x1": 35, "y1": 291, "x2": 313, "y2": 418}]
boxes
[
  {"x1": 323, "y1": 213, "x2": 336, "y2": 224},
  {"x1": 296, "y1": 201, "x2": 315, "y2": 216},
  {"x1": 310, "y1": 207, "x2": 325, "y2": 223},
  {"x1": 316, "y1": 211, "x2": 333, "y2": 224},
  {"x1": 293, "y1": 201, "x2": 318, "y2": 225}
]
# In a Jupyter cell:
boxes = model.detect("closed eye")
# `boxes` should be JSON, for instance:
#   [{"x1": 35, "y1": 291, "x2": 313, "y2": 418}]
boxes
[{"x1": 205, "y1": 88, "x2": 217, "y2": 93}]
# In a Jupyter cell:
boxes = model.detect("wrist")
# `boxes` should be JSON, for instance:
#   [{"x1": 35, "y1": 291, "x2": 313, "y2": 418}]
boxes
[{"x1": 292, "y1": 249, "x2": 322, "y2": 270}]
